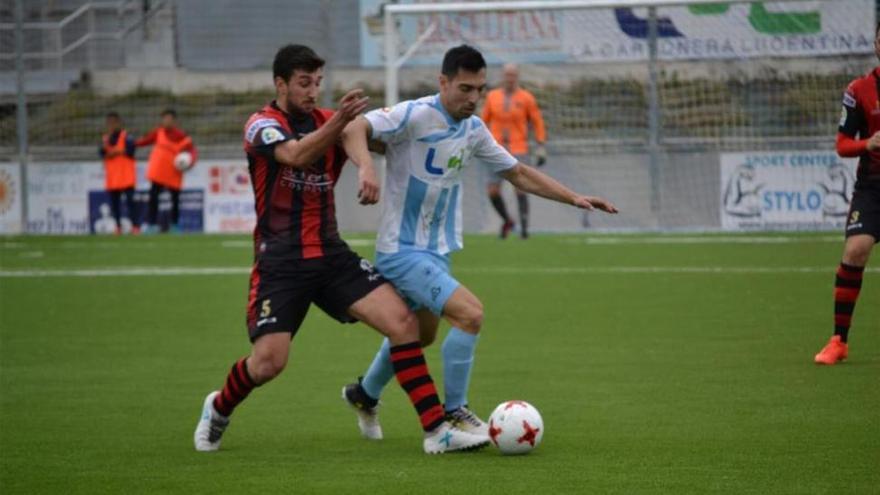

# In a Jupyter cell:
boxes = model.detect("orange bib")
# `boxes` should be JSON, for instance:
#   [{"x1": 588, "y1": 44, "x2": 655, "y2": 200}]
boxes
[
  {"x1": 146, "y1": 128, "x2": 192, "y2": 190},
  {"x1": 102, "y1": 130, "x2": 136, "y2": 190}
]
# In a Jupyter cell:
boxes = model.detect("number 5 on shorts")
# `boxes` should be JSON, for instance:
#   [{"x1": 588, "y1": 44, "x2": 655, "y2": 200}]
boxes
[{"x1": 260, "y1": 299, "x2": 271, "y2": 318}]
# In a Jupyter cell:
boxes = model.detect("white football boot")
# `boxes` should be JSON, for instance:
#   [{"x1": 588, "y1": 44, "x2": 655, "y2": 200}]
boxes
[
  {"x1": 423, "y1": 421, "x2": 490, "y2": 454},
  {"x1": 341, "y1": 381, "x2": 383, "y2": 440},
  {"x1": 193, "y1": 391, "x2": 230, "y2": 452}
]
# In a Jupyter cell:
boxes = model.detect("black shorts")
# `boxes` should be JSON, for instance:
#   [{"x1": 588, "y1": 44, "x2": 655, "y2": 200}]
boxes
[
  {"x1": 245, "y1": 249, "x2": 387, "y2": 342},
  {"x1": 845, "y1": 186, "x2": 880, "y2": 241}
]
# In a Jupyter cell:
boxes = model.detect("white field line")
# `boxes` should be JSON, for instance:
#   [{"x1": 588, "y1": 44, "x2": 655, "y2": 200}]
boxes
[
  {"x1": 0, "y1": 267, "x2": 250, "y2": 277},
  {"x1": 0, "y1": 235, "x2": 835, "y2": 251},
  {"x1": 0, "y1": 239, "x2": 376, "y2": 250},
  {"x1": 568, "y1": 236, "x2": 842, "y2": 245},
  {"x1": 1, "y1": 265, "x2": 876, "y2": 278},
  {"x1": 219, "y1": 240, "x2": 252, "y2": 248},
  {"x1": 220, "y1": 239, "x2": 373, "y2": 248}
]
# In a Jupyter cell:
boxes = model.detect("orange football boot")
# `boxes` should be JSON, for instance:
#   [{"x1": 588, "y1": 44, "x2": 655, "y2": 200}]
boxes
[{"x1": 814, "y1": 335, "x2": 848, "y2": 365}]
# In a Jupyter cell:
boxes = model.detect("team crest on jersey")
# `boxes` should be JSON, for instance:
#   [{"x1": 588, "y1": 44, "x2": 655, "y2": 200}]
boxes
[
  {"x1": 246, "y1": 118, "x2": 281, "y2": 143},
  {"x1": 261, "y1": 127, "x2": 285, "y2": 145},
  {"x1": 841, "y1": 92, "x2": 856, "y2": 108}
]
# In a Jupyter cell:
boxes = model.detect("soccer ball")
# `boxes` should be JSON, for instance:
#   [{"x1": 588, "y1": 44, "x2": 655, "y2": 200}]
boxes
[
  {"x1": 173, "y1": 151, "x2": 193, "y2": 171},
  {"x1": 488, "y1": 400, "x2": 544, "y2": 455}
]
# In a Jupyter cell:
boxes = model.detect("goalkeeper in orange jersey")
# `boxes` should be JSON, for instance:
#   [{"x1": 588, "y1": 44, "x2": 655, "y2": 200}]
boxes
[{"x1": 481, "y1": 63, "x2": 547, "y2": 239}]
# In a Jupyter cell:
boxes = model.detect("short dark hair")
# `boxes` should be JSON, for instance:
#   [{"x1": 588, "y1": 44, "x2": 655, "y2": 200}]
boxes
[
  {"x1": 273, "y1": 44, "x2": 325, "y2": 82},
  {"x1": 106, "y1": 111, "x2": 121, "y2": 120},
  {"x1": 161, "y1": 108, "x2": 177, "y2": 118},
  {"x1": 441, "y1": 45, "x2": 486, "y2": 79}
]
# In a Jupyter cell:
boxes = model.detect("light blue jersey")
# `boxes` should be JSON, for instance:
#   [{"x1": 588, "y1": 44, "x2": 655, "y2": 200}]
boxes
[
  {"x1": 365, "y1": 94, "x2": 517, "y2": 256},
  {"x1": 359, "y1": 96, "x2": 511, "y2": 410}
]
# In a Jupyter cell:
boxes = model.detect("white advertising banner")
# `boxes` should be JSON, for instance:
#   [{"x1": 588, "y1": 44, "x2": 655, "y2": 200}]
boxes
[
  {"x1": 24, "y1": 161, "x2": 246, "y2": 234},
  {"x1": 359, "y1": 0, "x2": 873, "y2": 66},
  {"x1": 0, "y1": 163, "x2": 23, "y2": 234},
  {"x1": 26, "y1": 162, "x2": 100, "y2": 234},
  {"x1": 202, "y1": 160, "x2": 256, "y2": 234},
  {"x1": 720, "y1": 151, "x2": 858, "y2": 231}
]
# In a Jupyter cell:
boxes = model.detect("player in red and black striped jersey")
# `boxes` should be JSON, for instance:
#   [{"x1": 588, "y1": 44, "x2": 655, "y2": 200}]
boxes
[
  {"x1": 814, "y1": 24, "x2": 880, "y2": 365},
  {"x1": 193, "y1": 44, "x2": 489, "y2": 454}
]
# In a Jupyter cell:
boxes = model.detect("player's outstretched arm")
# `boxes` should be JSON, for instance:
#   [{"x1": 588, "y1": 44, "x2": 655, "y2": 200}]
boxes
[
  {"x1": 274, "y1": 89, "x2": 369, "y2": 169},
  {"x1": 501, "y1": 163, "x2": 618, "y2": 213},
  {"x1": 341, "y1": 116, "x2": 380, "y2": 205}
]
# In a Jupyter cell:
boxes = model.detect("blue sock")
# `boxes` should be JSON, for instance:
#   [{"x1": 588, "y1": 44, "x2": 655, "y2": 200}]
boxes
[
  {"x1": 442, "y1": 328, "x2": 478, "y2": 412},
  {"x1": 361, "y1": 338, "x2": 394, "y2": 401}
]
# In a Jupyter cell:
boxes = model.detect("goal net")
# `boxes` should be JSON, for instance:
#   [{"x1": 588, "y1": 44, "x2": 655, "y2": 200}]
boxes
[{"x1": 368, "y1": 0, "x2": 874, "y2": 232}]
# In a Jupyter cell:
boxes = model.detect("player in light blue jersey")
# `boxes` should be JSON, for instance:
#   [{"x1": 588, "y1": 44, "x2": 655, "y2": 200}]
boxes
[{"x1": 340, "y1": 45, "x2": 618, "y2": 439}]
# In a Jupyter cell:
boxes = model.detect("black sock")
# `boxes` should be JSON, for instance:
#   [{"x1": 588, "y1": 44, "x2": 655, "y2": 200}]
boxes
[
  {"x1": 490, "y1": 194, "x2": 511, "y2": 223},
  {"x1": 834, "y1": 263, "x2": 864, "y2": 343},
  {"x1": 517, "y1": 194, "x2": 529, "y2": 236}
]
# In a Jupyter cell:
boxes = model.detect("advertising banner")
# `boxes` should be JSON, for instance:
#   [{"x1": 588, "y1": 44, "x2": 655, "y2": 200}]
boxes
[
  {"x1": 203, "y1": 160, "x2": 256, "y2": 234},
  {"x1": 23, "y1": 160, "x2": 257, "y2": 235},
  {"x1": 720, "y1": 150, "x2": 858, "y2": 231},
  {"x1": 27, "y1": 162, "x2": 210, "y2": 234},
  {"x1": 0, "y1": 163, "x2": 23, "y2": 234},
  {"x1": 360, "y1": 0, "x2": 873, "y2": 66}
]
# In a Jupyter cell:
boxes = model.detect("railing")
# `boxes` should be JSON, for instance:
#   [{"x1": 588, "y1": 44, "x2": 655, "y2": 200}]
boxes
[{"x1": 0, "y1": 0, "x2": 171, "y2": 72}]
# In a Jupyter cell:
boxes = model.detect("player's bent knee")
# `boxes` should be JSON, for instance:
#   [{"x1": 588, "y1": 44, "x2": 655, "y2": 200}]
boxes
[
  {"x1": 843, "y1": 237, "x2": 874, "y2": 266},
  {"x1": 386, "y1": 310, "x2": 420, "y2": 344},
  {"x1": 460, "y1": 307, "x2": 484, "y2": 334},
  {"x1": 248, "y1": 354, "x2": 287, "y2": 383}
]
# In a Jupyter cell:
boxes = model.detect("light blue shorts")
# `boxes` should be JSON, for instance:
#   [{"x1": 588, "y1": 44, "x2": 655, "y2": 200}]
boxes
[{"x1": 375, "y1": 250, "x2": 460, "y2": 315}]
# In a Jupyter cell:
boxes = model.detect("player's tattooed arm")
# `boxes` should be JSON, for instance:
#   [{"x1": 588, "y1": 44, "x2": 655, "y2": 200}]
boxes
[{"x1": 501, "y1": 163, "x2": 618, "y2": 213}]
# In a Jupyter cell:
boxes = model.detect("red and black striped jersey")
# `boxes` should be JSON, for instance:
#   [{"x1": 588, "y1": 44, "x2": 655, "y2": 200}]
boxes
[
  {"x1": 840, "y1": 67, "x2": 880, "y2": 184},
  {"x1": 243, "y1": 101, "x2": 348, "y2": 260}
]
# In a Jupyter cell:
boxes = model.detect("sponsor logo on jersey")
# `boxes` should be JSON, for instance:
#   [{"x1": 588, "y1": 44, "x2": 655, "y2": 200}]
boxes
[
  {"x1": 256, "y1": 316, "x2": 278, "y2": 327},
  {"x1": 246, "y1": 118, "x2": 281, "y2": 143},
  {"x1": 261, "y1": 127, "x2": 285, "y2": 145},
  {"x1": 841, "y1": 92, "x2": 856, "y2": 108}
]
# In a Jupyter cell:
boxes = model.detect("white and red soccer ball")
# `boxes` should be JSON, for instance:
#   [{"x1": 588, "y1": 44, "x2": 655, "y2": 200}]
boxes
[
  {"x1": 173, "y1": 151, "x2": 194, "y2": 171},
  {"x1": 488, "y1": 400, "x2": 544, "y2": 455}
]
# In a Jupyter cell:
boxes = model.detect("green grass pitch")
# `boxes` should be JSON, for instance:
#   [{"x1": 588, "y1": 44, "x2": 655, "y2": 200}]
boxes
[{"x1": 1, "y1": 233, "x2": 878, "y2": 494}]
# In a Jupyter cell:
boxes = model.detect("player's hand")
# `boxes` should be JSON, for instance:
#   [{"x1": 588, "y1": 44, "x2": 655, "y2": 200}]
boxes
[
  {"x1": 573, "y1": 195, "x2": 618, "y2": 214},
  {"x1": 337, "y1": 89, "x2": 370, "y2": 123},
  {"x1": 357, "y1": 163, "x2": 380, "y2": 205},
  {"x1": 867, "y1": 131, "x2": 880, "y2": 151},
  {"x1": 535, "y1": 144, "x2": 547, "y2": 167}
]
